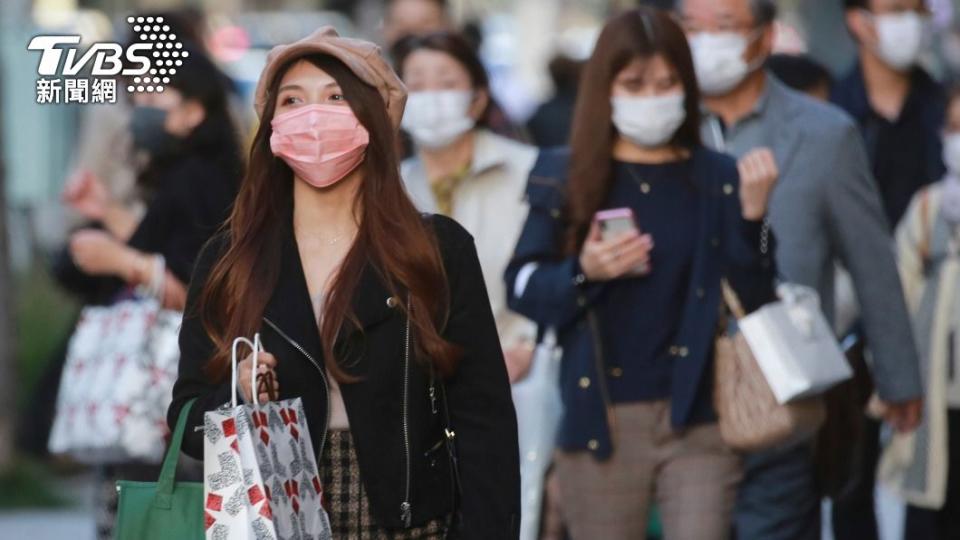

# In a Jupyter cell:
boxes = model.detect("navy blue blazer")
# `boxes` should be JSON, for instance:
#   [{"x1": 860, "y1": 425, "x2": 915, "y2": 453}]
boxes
[{"x1": 504, "y1": 146, "x2": 777, "y2": 460}]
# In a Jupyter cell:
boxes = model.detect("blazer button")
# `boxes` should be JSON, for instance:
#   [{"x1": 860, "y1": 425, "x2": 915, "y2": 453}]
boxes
[
  {"x1": 587, "y1": 439, "x2": 599, "y2": 451},
  {"x1": 386, "y1": 296, "x2": 399, "y2": 308},
  {"x1": 572, "y1": 273, "x2": 587, "y2": 286},
  {"x1": 550, "y1": 208, "x2": 562, "y2": 219},
  {"x1": 578, "y1": 377, "x2": 591, "y2": 389},
  {"x1": 679, "y1": 346, "x2": 689, "y2": 357},
  {"x1": 723, "y1": 184, "x2": 734, "y2": 195},
  {"x1": 608, "y1": 367, "x2": 623, "y2": 378},
  {"x1": 577, "y1": 296, "x2": 587, "y2": 307},
  {"x1": 669, "y1": 346, "x2": 679, "y2": 356}
]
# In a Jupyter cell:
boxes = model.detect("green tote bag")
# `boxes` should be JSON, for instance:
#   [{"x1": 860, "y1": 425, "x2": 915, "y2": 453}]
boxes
[{"x1": 115, "y1": 398, "x2": 204, "y2": 540}]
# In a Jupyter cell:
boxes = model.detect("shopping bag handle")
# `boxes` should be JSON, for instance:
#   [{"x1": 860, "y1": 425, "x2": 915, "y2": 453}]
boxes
[
  {"x1": 231, "y1": 334, "x2": 263, "y2": 408},
  {"x1": 154, "y1": 397, "x2": 196, "y2": 509}
]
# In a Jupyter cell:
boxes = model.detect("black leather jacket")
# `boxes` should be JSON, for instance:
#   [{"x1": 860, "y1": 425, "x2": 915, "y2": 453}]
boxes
[{"x1": 169, "y1": 214, "x2": 520, "y2": 539}]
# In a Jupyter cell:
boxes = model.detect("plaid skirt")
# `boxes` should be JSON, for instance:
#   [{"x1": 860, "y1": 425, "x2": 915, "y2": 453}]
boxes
[{"x1": 321, "y1": 429, "x2": 451, "y2": 539}]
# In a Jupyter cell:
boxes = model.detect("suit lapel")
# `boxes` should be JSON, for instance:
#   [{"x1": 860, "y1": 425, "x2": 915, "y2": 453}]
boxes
[{"x1": 766, "y1": 81, "x2": 805, "y2": 179}]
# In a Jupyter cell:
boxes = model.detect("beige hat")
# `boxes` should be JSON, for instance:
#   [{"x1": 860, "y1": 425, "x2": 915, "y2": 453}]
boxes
[{"x1": 253, "y1": 26, "x2": 407, "y2": 129}]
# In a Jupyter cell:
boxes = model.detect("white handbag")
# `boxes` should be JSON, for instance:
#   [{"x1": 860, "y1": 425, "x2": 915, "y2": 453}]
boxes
[
  {"x1": 512, "y1": 328, "x2": 563, "y2": 540},
  {"x1": 736, "y1": 283, "x2": 853, "y2": 404},
  {"x1": 49, "y1": 255, "x2": 182, "y2": 464}
]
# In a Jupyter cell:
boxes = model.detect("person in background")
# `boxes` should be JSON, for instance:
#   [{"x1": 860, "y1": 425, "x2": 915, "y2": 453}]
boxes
[
  {"x1": 382, "y1": 0, "x2": 451, "y2": 49},
  {"x1": 830, "y1": 2, "x2": 945, "y2": 537},
  {"x1": 835, "y1": 0, "x2": 945, "y2": 228},
  {"x1": 526, "y1": 54, "x2": 583, "y2": 148},
  {"x1": 61, "y1": 46, "x2": 241, "y2": 539},
  {"x1": 64, "y1": 47, "x2": 241, "y2": 309},
  {"x1": 766, "y1": 53, "x2": 833, "y2": 101},
  {"x1": 678, "y1": 0, "x2": 924, "y2": 539},
  {"x1": 505, "y1": 8, "x2": 778, "y2": 539},
  {"x1": 884, "y1": 84, "x2": 960, "y2": 540},
  {"x1": 395, "y1": 31, "x2": 538, "y2": 381},
  {"x1": 15, "y1": 10, "x2": 220, "y2": 459}
]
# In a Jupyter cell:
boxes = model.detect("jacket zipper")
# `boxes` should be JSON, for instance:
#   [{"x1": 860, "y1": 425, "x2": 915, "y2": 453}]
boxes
[
  {"x1": 261, "y1": 317, "x2": 331, "y2": 462},
  {"x1": 400, "y1": 303, "x2": 413, "y2": 528}
]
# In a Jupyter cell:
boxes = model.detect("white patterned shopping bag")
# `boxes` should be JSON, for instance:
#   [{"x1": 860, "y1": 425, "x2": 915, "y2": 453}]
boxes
[
  {"x1": 49, "y1": 295, "x2": 182, "y2": 464},
  {"x1": 203, "y1": 334, "x2": 332, "y2": 540}
]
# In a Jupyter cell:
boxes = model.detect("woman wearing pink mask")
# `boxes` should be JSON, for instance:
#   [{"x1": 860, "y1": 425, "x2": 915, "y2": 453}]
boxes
[{"x1": 167, "y1": 27, "x2": 520, "y2": 539}]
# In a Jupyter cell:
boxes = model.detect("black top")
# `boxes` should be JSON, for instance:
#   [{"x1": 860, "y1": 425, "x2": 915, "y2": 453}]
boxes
[
  {"x1": 832, "y1": 64, "x2": 946, "y2": 228},
  {"x1": 596, "y1": 159, "x2": 699, "y2": 403},
  {"x1": 169, "y1": 214, "x2": 520, "y2": 538},
  {"x1": 128, "y1": 140, "x2": 240, "y2": 283}
]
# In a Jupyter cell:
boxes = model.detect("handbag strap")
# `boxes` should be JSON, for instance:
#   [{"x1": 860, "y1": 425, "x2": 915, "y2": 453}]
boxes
[
  {"x1": 720, "y1": 279, "x2": 747, "y2": 320},
  {"x1": 155, "y1": 397, "x2": 197, "y2": 508}
]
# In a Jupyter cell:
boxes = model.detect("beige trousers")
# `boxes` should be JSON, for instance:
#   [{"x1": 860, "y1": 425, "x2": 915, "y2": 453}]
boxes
[{"x1": 554, "y1": 400, "x2": 742, "y2": 540}]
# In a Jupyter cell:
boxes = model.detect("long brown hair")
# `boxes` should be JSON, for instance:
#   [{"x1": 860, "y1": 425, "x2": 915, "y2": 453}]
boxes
[
  {"x1": 565, "y1": 7, "x2": 701, "y2": 254},
  {"x1": 198, "y1": 54, "x2": 461, "y2": 383}
]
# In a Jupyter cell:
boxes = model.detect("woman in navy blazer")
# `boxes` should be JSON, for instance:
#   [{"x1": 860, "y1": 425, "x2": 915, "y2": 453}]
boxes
[{"x1": 504, "y1": 8, "x2": 778, "y2": 539}]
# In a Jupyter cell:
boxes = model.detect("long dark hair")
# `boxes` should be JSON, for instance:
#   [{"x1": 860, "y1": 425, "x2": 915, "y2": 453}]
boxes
[
  {"x1": 565, "y1": 7, "x2": 701, "y2": 254},
  {"x1": 391, "y1": 31, "x2": 493, "y2": 126},
  {"x1": 197, "y1": 53, "x2": 461, "y2": 383}
]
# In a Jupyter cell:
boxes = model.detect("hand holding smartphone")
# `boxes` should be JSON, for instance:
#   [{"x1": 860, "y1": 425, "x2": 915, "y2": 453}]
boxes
[{"x1": 594, "y1": 208, "x2": 652, "y2": 276}]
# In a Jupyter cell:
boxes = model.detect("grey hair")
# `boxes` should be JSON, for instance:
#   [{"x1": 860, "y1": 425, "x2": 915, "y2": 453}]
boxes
[{"x1": 750, "y1": 0, "x2": 778, "y2": 26}]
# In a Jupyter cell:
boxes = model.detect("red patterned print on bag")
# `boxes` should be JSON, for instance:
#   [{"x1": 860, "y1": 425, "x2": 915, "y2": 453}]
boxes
[
  {"x1": 206, "y1": 493, "x2": 223, "y2": 511},
  {"x1": 222, "y1": 418, "x2": 236, "y2": 437},
  {"x1": 204, "y1": 511, "x2": 216, "y2": 530},
  {"x1": 248, "y1": 485, "x2": 265, "y2": 505},
  {"x1": 112, "y1": 405, "x2": 130, "y2": 424}
]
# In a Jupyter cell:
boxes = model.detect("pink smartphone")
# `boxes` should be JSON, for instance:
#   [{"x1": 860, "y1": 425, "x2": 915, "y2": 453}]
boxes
[
  {"x1": 594, "y1": 207, "x2": 650, "y2": 275},
  {"x1": 595, "y1": 208, "x2": 639, "y2": 241}
]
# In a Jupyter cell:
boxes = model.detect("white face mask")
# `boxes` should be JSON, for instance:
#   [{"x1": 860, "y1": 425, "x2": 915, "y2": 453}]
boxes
[
  {"x1": 401, "y1": 90, "x2": 476, "y2": 149},
  {"x1": 871, "y1": 11, "x2": 928, "y2": 71},
  {"x1": 942, "y1": 134, "x2": 960, "y2": 223},
  {"x1": 689, "y1": 31, "x2": 761, "y2": 96},
  {"x1": 943, "y1": 133, "x2": 960, "y2": 174},
  {"x1": 611, "y1": 93, "x2": 687, "y2": 147}
]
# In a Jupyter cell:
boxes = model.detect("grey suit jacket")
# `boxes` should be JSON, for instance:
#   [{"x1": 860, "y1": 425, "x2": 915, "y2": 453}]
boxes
[{"x1": 702, "y1": 75, "x2": 922, "y2": 402}]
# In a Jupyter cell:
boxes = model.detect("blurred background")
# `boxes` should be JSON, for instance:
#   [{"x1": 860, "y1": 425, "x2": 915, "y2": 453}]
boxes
[{"x1": 2, "y1": 0, "x2": 960, "y2": 538}]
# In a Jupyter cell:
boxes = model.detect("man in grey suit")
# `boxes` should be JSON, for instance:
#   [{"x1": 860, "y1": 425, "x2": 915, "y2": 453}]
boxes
[{"x1": 678, "y1": 0, "x2": 924, "y2": 538}]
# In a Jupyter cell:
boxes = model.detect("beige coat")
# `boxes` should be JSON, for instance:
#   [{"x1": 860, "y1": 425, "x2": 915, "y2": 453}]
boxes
[
  {"x1": 401, "y1": 129, "x2": 538, "y2": 348},
  {"x1": 879, "y1": 183, "x2": 956, "y2": 509}
]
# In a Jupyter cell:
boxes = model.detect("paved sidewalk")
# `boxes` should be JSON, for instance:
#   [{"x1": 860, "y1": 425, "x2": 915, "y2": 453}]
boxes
[
  {"x1": 0, "y1": 470, "x2": 97, "y2": 540},
  {"x1": 0, "y1": 510, "x2": 95, "y2": 540}
]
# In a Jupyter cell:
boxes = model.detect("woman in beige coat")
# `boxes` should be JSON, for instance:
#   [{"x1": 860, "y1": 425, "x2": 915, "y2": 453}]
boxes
[{"x1": 881, "y1": 87, "x2": 960, "y2": 539}]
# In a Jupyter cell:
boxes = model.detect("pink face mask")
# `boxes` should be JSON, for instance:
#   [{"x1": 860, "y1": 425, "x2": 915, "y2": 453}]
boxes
[{"x1": 269, "y1": 104, "x2": 370, "y2": 188}]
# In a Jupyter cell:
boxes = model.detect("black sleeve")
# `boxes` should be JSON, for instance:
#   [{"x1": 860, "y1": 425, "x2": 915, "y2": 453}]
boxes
[
  {"x1": 129, "y1": 160, "x2": 237, "y2": 283},
  {"x1": 166, "y1": 233, "x2": 233, "y2": 459},
  {"x1": 441, "y1": 223, "x2": 521, "y2": 539},
  {"x1": 719, "y1": 160, "x2": 778, "y2": 313}
]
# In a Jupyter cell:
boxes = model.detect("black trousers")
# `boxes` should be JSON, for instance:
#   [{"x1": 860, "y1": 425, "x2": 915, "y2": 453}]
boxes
[{"x1": 830, "y1": 417, "x2": 881, "y2": 540}]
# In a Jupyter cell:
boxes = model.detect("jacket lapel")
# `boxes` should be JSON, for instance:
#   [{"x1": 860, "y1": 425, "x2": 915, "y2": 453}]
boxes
[{"x1": 262, "y1": 218, "x2": 400, "y2": 364}]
